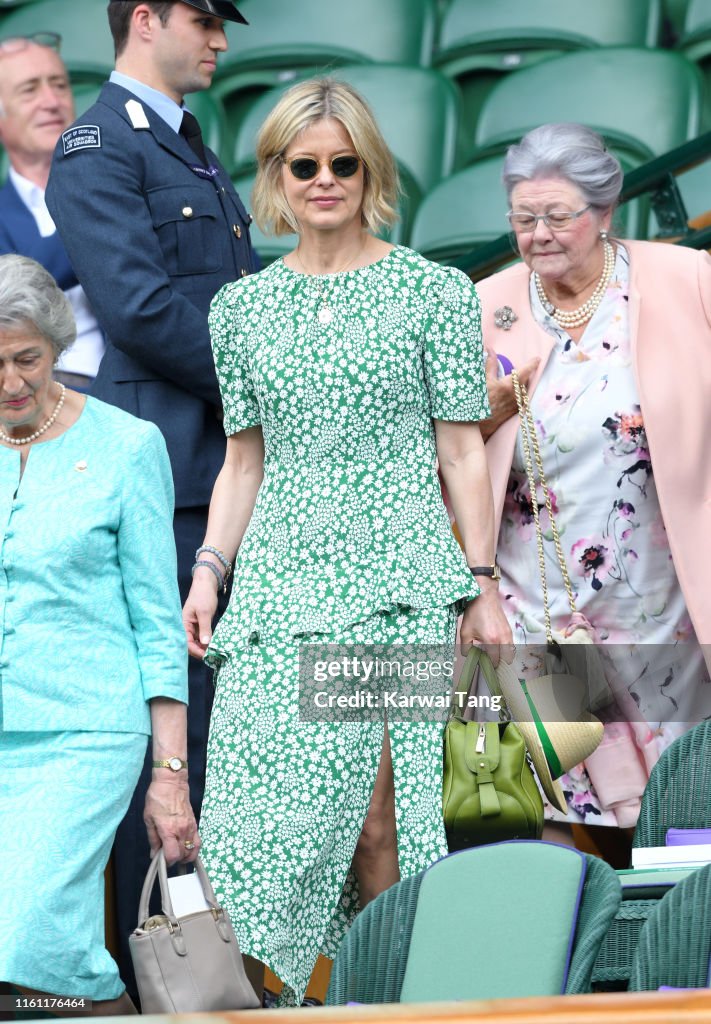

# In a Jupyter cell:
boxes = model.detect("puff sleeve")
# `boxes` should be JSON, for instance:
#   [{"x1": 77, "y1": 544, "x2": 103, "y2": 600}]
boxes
[
  {"x1": 209, "y1": 283, "x2": 261, "y2": 436},
  {"x1": 423, "y1": 267, "x2": 490, "y2": 422}
]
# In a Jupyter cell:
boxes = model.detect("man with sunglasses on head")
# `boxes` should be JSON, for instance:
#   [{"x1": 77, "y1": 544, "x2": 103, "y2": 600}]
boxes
[
  {"x1": 0, "y1": 33, "x2": 104, "y2": 390},
  {"x1": 46, "y1": 0, "x2": 257, "y2": 1002}
]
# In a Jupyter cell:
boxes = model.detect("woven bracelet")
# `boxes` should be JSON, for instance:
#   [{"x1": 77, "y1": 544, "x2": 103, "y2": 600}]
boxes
[{"x1": 192, "y1": 559, "x2": 226, "y2": 593}]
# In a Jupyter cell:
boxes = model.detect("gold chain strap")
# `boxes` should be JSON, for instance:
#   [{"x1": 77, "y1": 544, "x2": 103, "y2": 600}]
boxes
[{"x1": 511, "y1": 369, "x2": 577, "y2": 643}]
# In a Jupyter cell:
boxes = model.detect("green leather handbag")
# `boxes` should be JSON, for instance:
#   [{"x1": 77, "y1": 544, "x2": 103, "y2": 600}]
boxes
[{"x1": 443, "y1": 649, "x2": 544, "y2": 851}]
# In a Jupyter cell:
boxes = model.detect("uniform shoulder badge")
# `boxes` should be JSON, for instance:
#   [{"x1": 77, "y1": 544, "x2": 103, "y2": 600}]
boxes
[
  {"x1": 125, "y1": 99, "x2": 150, "y2": 130},
  {"x1": 62, "y1": 125, "x2": 102, "y2": 156}
]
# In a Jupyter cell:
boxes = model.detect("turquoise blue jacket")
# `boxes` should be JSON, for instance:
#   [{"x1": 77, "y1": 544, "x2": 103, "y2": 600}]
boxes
[{"x1": 0, "y1": 398, "x2": 188, "y2": 733}]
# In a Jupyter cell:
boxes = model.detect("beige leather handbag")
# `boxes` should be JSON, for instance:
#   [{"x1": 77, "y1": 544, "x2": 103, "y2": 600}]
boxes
[{"x1": 129, "y1": 850, "x2": 260, "y2": 1013}]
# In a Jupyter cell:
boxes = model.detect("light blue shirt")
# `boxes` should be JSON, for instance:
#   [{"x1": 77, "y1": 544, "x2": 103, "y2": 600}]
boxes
[
  {"x1": 109, "y1": 71, "x2": 186, "y2": 133},
  {"x1": 0, "y1": 398, "x2": 188, "y2": 734}
]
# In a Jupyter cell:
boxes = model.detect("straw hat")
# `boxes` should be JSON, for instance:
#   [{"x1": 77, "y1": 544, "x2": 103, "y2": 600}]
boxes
[{"x1": 487, "y1": 656, "x2": 604, "y2": 815}]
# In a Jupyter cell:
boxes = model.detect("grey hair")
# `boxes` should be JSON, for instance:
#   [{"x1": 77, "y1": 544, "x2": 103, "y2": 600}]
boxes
[
  {"x1": 0, "y1": 255, "x2": 76, "y2": 359},
  {"x1": 502, "y1": 123, "x2": 623, "y2": 210}
]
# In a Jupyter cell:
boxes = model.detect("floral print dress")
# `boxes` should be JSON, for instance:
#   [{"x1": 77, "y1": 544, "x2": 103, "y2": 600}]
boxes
[
  {"x1": 497, "y1": 245, "x2": 709, "y2": 825},
  {"x1": 199, "y1": 246, "x2": 489, "y2": 1003}
]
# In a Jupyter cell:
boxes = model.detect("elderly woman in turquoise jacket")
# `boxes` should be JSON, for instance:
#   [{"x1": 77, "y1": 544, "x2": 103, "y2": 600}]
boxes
[{"x1": 0, "y1": 255, "x2": 197, "y2": 1015}]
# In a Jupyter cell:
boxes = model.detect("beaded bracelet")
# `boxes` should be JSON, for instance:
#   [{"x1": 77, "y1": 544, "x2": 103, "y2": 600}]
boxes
[
  {"x1": 192, "y1": 559, "x2": 226, "y2": 593},
  {"x1": 195, "y1": 544, "x2": 233, "y2": 580}
]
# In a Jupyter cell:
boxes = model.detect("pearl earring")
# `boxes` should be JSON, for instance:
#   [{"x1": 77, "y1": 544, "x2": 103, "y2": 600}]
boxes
[{"x1": 599, "y1": 229, "x2": 609, "y2": 241}]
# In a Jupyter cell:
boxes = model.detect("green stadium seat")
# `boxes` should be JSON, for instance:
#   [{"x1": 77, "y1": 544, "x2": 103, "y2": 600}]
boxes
[
  {"x1": 410, "y1": 157, "x2": 647, "y2": 265},
  {"x1": 326, "y1": 843, "x2": 622, "y2": 1004},
  {"x1": 71, "y1": 81, "x2": 101, "y2": 118},
  {"x1": 628, "y1": 862, "x2": 711, "y2": 991},
  {"x1": 679, "y1": 0, "x2": 711, "y2": 101},
  {"x1": 231, "y1": 172, "x2": 297, "y2": 266},
  {"x1": 0, "y1": 0, "x2": 113, "y2": 82},
  {"x1": 677, "y1": 160, "x2": 711, "y2": 222},
  {"x1": 664, "y1": 0, "x2": 693, "y2": 40},
  {"x1": 434, "y1": 0, "x2": 663, "y2": 134},
  {"x1": 409, "y1": 156, "x2": 511, "y2": 262},
  {"x1": 0, "y1": 0, "x2": 39, "y2": 9},
  {"x1": 213, "y1": 0, "x2": 437, "y2": 153},
  {"x1": 230, "y1": 65, "x2": 459, "y2": 233},
  {"x1": 219, "y1": 0, "x2": 436, "y2": 75},
  {"x1": 632, "y1": 721, "x2": 711, "y2": 850},
  {"x1": 471, "y1": 48, "x2": 706, "y2": 168}
]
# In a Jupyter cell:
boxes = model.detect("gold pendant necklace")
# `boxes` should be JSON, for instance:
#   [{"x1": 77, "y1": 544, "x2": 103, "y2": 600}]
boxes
[{"x1": 295, "y1": 240, "x2": 364, "y2": 326}]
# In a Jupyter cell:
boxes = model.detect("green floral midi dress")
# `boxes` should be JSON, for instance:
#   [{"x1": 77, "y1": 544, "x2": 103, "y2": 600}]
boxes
[{"x1": 200, "y1": 245, "x2": 489, "y2": 1003}]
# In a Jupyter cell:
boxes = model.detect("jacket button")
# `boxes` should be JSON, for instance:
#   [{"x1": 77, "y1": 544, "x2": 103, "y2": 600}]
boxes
[
  {"x1": 233, "y1": 224, "x2": 242, "y2": 239},
  {"x1": 240, "y1": 268, "x2": 247, "y2": 277},
  {"x1": 182, "y1": 206, "x2": 193, "y2": 218}
]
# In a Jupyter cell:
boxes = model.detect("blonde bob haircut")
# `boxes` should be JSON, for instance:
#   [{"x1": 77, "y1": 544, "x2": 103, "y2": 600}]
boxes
[{"x1": 253, "y1": 78, "x2": 400, "y2": 237}]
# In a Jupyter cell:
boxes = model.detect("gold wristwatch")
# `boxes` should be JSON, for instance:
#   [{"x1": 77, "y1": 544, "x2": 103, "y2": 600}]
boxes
[{"x1": 152, "y1": 757, "x2": 188, "y2": 772}]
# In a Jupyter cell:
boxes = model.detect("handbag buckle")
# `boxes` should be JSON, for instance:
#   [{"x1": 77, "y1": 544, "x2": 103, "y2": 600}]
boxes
[{"x1": 144, "y1": 915, "x2": 169, "y2": 932}]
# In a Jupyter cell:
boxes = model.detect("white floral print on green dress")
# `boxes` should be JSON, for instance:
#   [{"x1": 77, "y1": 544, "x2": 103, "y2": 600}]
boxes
[{"x1": 199, "y1": 246, "x2": 489, "y2": 1004}]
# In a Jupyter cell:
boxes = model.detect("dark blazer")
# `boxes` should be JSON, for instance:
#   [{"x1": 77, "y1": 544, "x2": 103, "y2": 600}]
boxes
[
  {"x1": 46, "y1": 82, "x2": 257, "y2": 508},
  {"x1": 0, "y1": 176, "x2": 79, "y2": 291}
]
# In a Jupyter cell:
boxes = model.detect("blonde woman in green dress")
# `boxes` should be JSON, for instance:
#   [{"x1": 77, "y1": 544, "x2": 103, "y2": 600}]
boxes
[{"x1": 182, "y1": 78, "x2": 512, "y2": 1005}]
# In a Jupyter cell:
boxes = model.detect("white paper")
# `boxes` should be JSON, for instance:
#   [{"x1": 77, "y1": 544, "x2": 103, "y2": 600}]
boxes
[
  {"x1": 167, "y1": 872, "x2": 211, "y2": 918},
  {"x1": 631, "y1": 844, "x2": 711, "y2": 870}
]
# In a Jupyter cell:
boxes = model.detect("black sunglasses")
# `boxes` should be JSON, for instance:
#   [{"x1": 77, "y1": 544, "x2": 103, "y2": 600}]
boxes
[{"x1": 284, "y1": 155, "x2": 361, "y2": 180}]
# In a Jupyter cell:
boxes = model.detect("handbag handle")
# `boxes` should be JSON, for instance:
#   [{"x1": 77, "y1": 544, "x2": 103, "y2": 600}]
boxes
[
  {"x1": 451, "y1": 647, "x2": 505, "y2": 719},
  {"x1": 511, "y1": 369, "x2": 577, "y2": 643},
  {"x1": 136, "y1": 849, "x2": 221, "y2": 928}
]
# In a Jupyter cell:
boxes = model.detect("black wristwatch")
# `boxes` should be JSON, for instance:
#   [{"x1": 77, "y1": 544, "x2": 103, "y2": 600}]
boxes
[{"x1": 469, "y1": 564, "x2": 501, "y2": 581}]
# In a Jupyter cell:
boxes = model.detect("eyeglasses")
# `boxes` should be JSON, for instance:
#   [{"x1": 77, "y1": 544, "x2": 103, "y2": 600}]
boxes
[
  {"x1": 0, "y1": 32, "x2": 62, "y2": 56},
  {"x1": 284, "y1": 155, "x2": 361, "y2": 180},
  {"x1": 506, "y1": 204, "x2": 592, "y2": 232}
]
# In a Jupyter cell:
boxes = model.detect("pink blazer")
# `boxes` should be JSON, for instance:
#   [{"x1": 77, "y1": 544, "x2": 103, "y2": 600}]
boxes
[
  {"x1": 477, "y1": 241, "x2": 711, "y2": 823},
  {"x1": 478, "y1": 239, "x2": 711, "y2": 647}
]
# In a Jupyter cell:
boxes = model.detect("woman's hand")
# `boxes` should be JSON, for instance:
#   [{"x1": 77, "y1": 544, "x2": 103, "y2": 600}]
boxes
[
  {"x1": 182, "y1": 569, "x2": 220, "y2": 659},
  {"x1": 479, "y1": 348, "x2": 540, "y2": 442},
  {"x1": 144, "y1": 777, "x2": 200, "y2": 865},
  {"x1": 460, "y1": 578, "x2": 514, "y2": 667}
]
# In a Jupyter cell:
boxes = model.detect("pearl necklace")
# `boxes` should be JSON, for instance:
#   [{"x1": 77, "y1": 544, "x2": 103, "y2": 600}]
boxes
[
  {"x1": 0, "y1": 383, "x2": 66, "y2": 446},
  {"x1": 534, "y1": 241, "x2": 615, "y2": 329},
  {"x1": 295, "y1": 242, "x2": 364, "y2": 325}
]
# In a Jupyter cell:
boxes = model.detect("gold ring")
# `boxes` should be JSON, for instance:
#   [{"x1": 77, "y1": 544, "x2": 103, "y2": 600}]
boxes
[{"x1": 184, "y1": 840, "x2": 195, "y2": 850}]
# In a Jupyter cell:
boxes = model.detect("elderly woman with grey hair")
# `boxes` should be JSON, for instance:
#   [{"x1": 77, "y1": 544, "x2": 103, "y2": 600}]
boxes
[
  {"x1": 0, "y1": 255, "x2": 197, "y2": 1013},
  {"x1": 477, "y1": 123, "x2": 711, "y2": 840}
]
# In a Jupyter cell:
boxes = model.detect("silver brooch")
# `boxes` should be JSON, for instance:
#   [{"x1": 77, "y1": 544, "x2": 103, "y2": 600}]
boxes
[{"x1": 494, "y1": 306, "x2": 518, "y2": 331}]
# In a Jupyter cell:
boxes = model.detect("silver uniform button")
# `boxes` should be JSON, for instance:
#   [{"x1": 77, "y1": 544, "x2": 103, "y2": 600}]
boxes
[{"x1": 182, "y1": 206, "x2": 193, "y2": 218}]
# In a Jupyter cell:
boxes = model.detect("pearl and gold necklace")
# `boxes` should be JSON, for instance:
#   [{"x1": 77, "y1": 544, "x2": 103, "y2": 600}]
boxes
[
  {"x1": 0, "y1": 383, "x2": 66, "y2": 446},
  {"x1": 534, "y1": 240, "x2": 615, "y2": 329}
]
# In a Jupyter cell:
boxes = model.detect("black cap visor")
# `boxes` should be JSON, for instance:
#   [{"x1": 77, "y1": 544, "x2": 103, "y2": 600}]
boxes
[{"x1": 180, "y1": 0, "x2": 248, "y2": 24}]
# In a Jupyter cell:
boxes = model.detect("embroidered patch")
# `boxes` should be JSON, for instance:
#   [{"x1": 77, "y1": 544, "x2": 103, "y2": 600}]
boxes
[{"x1": 62, "y1": 125, "x2": 101, "y2": 155}]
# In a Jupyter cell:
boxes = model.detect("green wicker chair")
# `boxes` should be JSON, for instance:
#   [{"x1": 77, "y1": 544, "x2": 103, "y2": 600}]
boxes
[
  {"x1": 628, "y1": 862, "x2": 711, "y2": 991},
  {"x1": 633, "y1": 721, "x2": 711, "y2": 849},
  {"x1": 326, "y1": 842, "x2": 621, "y2": 1005}
]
